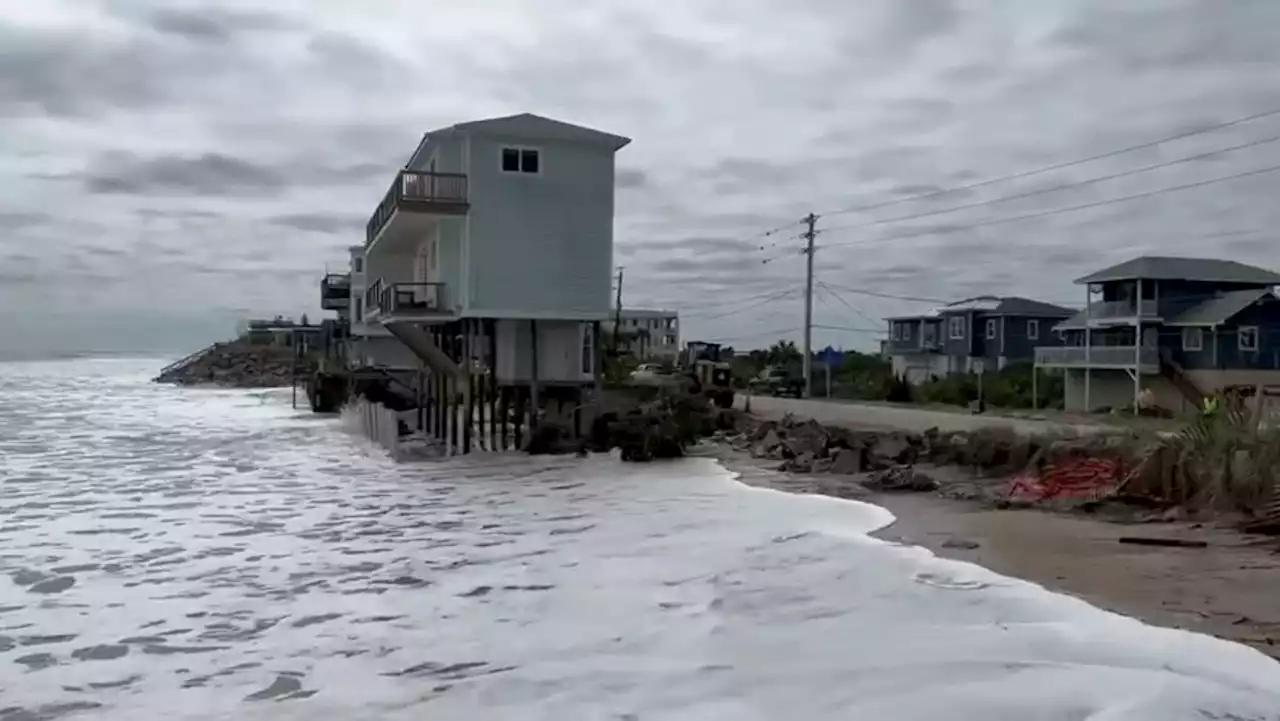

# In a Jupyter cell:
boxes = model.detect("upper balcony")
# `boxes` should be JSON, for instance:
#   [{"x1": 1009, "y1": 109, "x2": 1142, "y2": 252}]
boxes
[
  {"x1": 1086, "y1": 299, "x2": 1160, "y2": 325},
  {"x1": 1035, "y1": 345, "x2": 1159, "y2": 372},
  {"x1": 363, "y1": 279, "x2": 456, "y2": 324},
  {"x1": 320, "y1": 273, "x2": 350, "y2": 310},
  {"x1": 365, "y1": 170, "x2": 469, "y2": 254}
]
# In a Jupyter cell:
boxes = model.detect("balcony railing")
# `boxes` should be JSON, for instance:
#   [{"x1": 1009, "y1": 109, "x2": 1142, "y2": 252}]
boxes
[
  {"x1": 1035, "y1": 346, "x2": 1159, "y2": 368},
  {"x1": 1088, "y1": 299, "x2": 1159, "y2": 321},
  {"x1": 365, "y1": 280, "x2": 451, "y2": 320},
  {"x1": 320, "y1": 273, "x2": 350, "y2": 309},
  {"x1": 365, "y1": 170, "x2": 469, "y2": 247}
]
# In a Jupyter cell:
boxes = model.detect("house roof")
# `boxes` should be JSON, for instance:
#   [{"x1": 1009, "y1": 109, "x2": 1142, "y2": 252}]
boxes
[
  {"x1": 407, "y1": 113, "x2": 631, "y2": 169},
  {"x1": 442, "y1": 113, "x2": 631, "y2": 150},
  {"x1": 1053, "y1": 289, "x2": 1276, "y2": 330},
  {"x1": 1074, "y1": 256, "x2": 1280, "y2": 285},
  {"x1": 1164, "y1": 289, "x2": 1275, "y2": 326},
  {"x1": 886, "y1": 296, "x2": 1074, "y2": 322},
  {"x1": 941, "y1": 295, "x2": 1076, "y2": 317}
]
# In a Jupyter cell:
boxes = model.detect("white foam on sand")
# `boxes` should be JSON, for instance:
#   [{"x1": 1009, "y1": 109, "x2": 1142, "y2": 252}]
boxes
[{"x1": 1, "y1": 357, "x2": 1278, "y2": 721}]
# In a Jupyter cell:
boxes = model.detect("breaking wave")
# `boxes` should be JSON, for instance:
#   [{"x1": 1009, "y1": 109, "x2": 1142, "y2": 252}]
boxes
[{"x1": 1, "y1": 357, "x2": 1278, "y2": 720}]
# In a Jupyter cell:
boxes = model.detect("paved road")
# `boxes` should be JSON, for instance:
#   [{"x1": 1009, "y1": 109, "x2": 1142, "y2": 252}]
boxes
[{"x1": 737, "y1": 394, "x2": 1111, "y2": 436}]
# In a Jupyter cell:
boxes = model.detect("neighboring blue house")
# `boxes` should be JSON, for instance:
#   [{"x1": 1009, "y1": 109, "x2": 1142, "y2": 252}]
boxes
[
  {"x1": 885, "y1": 295, "x2": 1075, "y2": 383},
  {"x1": 1036, "y1": 255, "x2": 1280, "y2": 413}
]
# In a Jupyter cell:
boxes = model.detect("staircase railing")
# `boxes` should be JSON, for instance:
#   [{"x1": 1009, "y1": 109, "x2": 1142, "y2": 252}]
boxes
[
  {"x1": 157, "y1": 341, "x2": 221, "y2": 377},
  {"x1": 1158, "y1": 347, "x2": 1206, "y2": 407}
]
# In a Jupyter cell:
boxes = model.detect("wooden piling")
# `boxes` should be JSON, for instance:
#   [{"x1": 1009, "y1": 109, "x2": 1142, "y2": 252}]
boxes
[
  {"x1": 463, "y1": 319, "x2": 474, "y2": 454},
  {"x1": 529, "y1": 319, "x2": 540, "y2": 434},
  {"x1": 488, "y1": 319, "x2": 499, "y2": 449},
  {"x1": 513, "y1": 386, "x2": 525, "y2": 450}
]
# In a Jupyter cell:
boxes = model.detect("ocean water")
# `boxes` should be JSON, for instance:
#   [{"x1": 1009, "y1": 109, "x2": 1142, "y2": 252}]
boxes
[{"x1": 2, "y1": 358, "x2": 1279, "y2": 721}]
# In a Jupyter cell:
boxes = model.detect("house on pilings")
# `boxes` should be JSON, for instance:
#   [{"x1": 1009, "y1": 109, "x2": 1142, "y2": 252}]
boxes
[{"x1": 356, "y1": 112, "x2": 629, "y2": 453}]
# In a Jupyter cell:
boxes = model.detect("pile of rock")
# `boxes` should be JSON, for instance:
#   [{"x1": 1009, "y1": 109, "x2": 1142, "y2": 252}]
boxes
[
  {"x1": 154, "y1": 341, "x2": 298, "y2": 388},
  {"x1": 528, "y1": 389, "x2": 742, "y2": 461},
  {"x1": 727, "y1": 413, "x2": 1141, "y2": 493}
]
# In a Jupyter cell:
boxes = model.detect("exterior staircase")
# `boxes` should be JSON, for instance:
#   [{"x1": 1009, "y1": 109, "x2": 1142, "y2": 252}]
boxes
[
  {"x1": 383, "y1": 321, "x2": 462, "y2": 377},
  {"x1": 1158, "y1": 347, "x2": 1205, "y2": 411}
]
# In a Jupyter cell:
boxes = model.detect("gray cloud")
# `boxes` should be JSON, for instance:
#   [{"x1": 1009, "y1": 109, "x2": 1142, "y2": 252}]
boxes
[
  {"x1": 3, "y1": 0, "x2": 1280, "y2": 354},
  {"x1": 270, "y1": 213, "x2": 366, "y2": 234},
  {"x1": 81, "y1": 152, "x2": 286, "y2": 196},
  {"x1": 144, "y1": 7, "x2": 294, "y2": 42}
]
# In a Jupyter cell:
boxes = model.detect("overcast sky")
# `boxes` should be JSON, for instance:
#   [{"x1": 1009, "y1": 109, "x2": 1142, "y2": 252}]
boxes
[{"x1": 3, "y1": 0, "x2": 1280, "y2": 356}]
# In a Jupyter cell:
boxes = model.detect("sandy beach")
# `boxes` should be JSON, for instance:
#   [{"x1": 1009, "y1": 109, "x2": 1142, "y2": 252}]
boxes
[{"x1": 716, "y1": 447, "x2": 1280, "y2": 661}]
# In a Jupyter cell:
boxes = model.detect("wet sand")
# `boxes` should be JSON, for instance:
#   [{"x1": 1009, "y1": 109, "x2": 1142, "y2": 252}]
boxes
[{"x1": 716, "y1": 448, "x2": 1280, "y2": 662}]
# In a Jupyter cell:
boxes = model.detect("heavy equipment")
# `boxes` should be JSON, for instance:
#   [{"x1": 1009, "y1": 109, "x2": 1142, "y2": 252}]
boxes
[{"x1": 681, "y1": 341, "x2": 736, "y2": 408}]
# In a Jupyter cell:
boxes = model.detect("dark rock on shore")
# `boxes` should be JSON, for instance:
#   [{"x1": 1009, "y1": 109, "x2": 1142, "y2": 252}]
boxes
[
  {"x1": 529, "y1": 388, "x2": 744, "y2": 461},
  {"x1": 154, "y1": 341, "x2": 297, "y2": 388}
]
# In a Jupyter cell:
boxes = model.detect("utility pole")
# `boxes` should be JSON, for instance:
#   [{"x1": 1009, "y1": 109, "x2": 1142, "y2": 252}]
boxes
[
  {"x1": 612, "y1": 266, "x2": 624, "y2": 354},
  {"x1": 802, "y1": 212, "x2": 817, "y2": 398}
]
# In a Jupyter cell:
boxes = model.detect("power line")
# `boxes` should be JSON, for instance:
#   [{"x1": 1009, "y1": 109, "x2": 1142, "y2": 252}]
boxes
[
  {"x1": 817, "y1": 282, "x2": 883, "y2": 327},
  {"x1": 704, "y1": 326, "x2": 801, "y2": 344},
  {"x1": 682, "y1": 287, "x2": 798, "y2": 321},
  {"x1": 820, "y1": 161, "x2": 1280, "y2": 248},
  {"x1": 818, "y1": 104, "x2": 1280, "y2": 219},
  {"x1": 822, "y1": 131, "x2": 1280, "y2": 234},
  {"x1": 812, "y1": 323, "x2": 885, "y2": 334},
  {"x1": 673, "y1": 285, "x2": 795, "y2": 315},
  {"x1": 818, "y1": 282, "x2": 948, "y2": 304}
]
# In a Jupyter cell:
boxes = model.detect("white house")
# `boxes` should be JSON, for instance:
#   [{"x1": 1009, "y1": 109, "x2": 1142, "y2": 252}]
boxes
[
  {"x1": 339, "y1": 245, "x2": 417, "y2": 369},
  {"x1": 603, "y1": 308, "x2": 680, "y2": 359},
  {"x1": 358, "y1": 112, "x2": 630, "y2": 450}
]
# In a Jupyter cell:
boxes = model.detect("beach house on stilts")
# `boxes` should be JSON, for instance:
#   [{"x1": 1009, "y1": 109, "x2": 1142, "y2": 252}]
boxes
[{"x1": 359, "y1": 112, "x2": 629, "y2": 454}]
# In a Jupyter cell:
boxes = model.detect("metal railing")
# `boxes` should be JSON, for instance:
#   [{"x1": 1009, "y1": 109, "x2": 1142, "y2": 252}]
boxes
[
  {"x1": 321, "y1": 273, "x2": 351, "y2": 308},
  {"x1": 365, "y1": 278, "x2": 384, "y2": 315},
  {"x1": 379, "y1": 282, "x2": 449, "y2": 317},
  {"x1": 1088, "y1": 299, "x2": 1159, "y2": 320},
  {"x1": 1035, "y1": 345, "x2": 1159, "y2": 367},
  {"x1": 365, "y1": 170, "x2": 468, "y2": 246}
]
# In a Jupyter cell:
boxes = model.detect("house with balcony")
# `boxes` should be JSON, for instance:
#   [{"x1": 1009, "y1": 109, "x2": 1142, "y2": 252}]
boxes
[
  {"x1": 1035, "y1": 255, "x2": 1280, "y2": 413},
  {"x1": 358, "y1": 112, "x2": 630, "y2": 452},
  {"x1": 886, "y1": 295, "x2": 1075, "y2": 383},
  {"x1": 326, "y1": 245, "x2": 418, "y2": 370},
  {"x1": 604, "y1": 308, "x2": 680, "y2": 359}
]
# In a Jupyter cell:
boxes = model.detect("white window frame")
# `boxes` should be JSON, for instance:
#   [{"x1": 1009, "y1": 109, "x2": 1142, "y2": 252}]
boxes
[
  {"x1": 581, "y1": 323, "x2": 595, "y2": 374},
  {"x1": 1238, "y1": 325, "x2": 1259, "y2": 351},
  {"x1": 949, "y1": 316, "x2": 965, "y2": 340},
  {"x1": 1181, "y1": 326, "x2": 1203, "y2": 352},
  {"x1": 499, "y1": 145, "x2": 542, "y2": 175},
  {"x1": 1027, "y1": 319, "x2": 1040, "y2": 340},
  {"x1": 985, "y1": 318, "x2": 997, "y2": 340}
]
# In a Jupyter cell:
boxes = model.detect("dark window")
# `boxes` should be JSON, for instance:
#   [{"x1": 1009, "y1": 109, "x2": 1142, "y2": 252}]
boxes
[
  {"x1": 501, "y1": 147, "x2": 540, "y2": 174},
  {"x1": 1239, "y1": 326, "x2": 1259, "y2": 351},
  {"x1": 353, "y1": 257, "x2": 363, "y2": 273},
  {"x1": 520, "y1": 149, "x2": 539, "y2": 173},
  {"x1": 354, "y1": 297, "x2": 362, "y2": 322},
  {"x1": 501, "y1": 148, "x2": 521, "y2": 172}
]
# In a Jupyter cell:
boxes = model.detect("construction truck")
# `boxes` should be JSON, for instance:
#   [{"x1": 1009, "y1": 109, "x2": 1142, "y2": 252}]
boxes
[{"x1": 681, "y1": 341, "x2": 736, "y2": 408}]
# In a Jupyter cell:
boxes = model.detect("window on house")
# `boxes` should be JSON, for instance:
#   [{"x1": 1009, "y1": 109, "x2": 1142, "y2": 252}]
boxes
[
  {"x1": 1027, "y1": 319, "x2": 1040, "y2": 340},
  {"x1": 1182, "y1": 327, "x2": 1203, "y2": 351},
  {"x1": 1239, "y1": 326, "x2": 1259, "y2": 351},
  {"x1": 892, "y1": 323, "x2": 903, "y2": 341},
  {"x1": 581, "y1": 324, "x2": 594, "y2": 374},
  {"x1": 501, "y1": 147, "x2": 540, "y2": 174},
  {"x1": 352, "y1": 257, "x2": 363, "y2": 273},
  {"x1": 985, "y1": 319, "x2": 997, "y2": 340},
  {"x1": 354, "y1": 297, "x2": 362, "y2": 322},
  {"x1": 949, "y1": 316, "x2": 965, "y2": 340}
]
